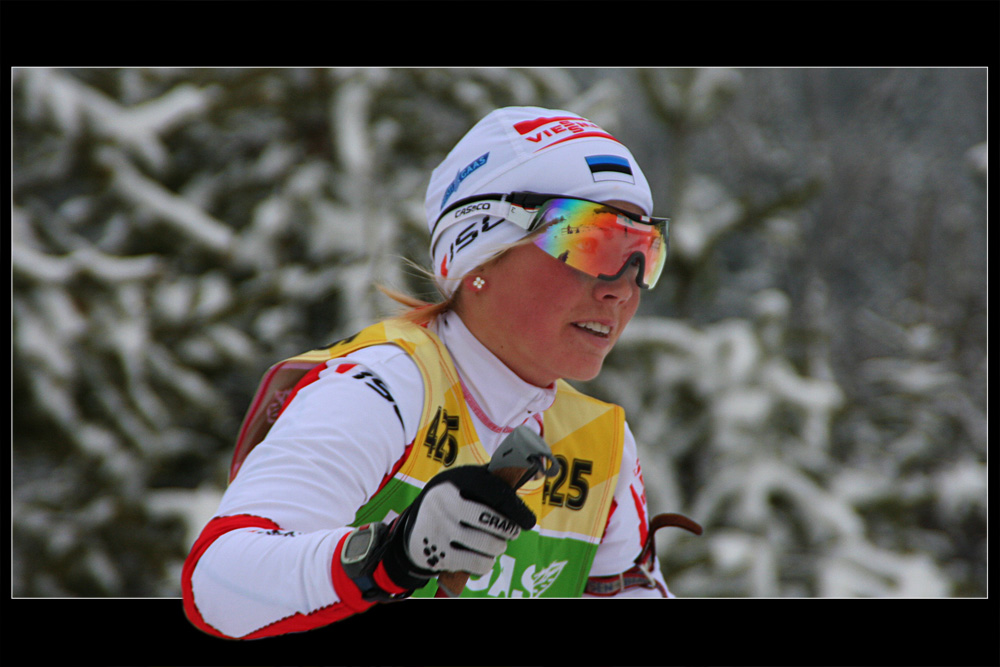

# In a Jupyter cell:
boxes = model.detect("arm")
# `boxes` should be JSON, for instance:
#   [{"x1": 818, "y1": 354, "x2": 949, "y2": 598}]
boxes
[
  {"x1": 182, "y1": 345, "x2": 534, "y2": 637},
  {"x1": 586, "y1": 422, "x2": 672, "y2": 598},
  {"x1": 183, "y1": 345, "x2": 424, "y2": 639}
]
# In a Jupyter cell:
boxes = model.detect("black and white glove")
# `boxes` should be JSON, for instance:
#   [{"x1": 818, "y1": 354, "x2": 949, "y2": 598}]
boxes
[{"x1": 341, "y1": 465, "x2": 536, "y2": 600}]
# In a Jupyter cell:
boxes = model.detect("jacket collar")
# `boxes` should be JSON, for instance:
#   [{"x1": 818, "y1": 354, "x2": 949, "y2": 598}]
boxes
[{"x1": 433, "y1": 311, "x2": 556, "y2": 450}]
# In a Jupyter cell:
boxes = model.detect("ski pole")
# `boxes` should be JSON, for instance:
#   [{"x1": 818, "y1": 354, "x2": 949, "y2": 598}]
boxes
[{"x1": 435, "y1": 425, "x2": 559, "y2": 598}]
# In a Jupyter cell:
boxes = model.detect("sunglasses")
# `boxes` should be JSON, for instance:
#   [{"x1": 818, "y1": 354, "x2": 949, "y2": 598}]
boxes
[{"x1": 433, "y1": 192, "x2": 670, "y2": 289}]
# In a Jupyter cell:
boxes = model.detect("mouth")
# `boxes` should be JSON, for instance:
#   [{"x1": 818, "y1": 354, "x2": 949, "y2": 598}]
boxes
[{"x1": 571, "y1": 321, "x2": 612, "y2": 339}]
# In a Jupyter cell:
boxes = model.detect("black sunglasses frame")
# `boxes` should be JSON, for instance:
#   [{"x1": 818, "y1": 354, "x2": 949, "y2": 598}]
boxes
[{"x1": 433, "y1": 191, "x2": 669, "y2": 238}]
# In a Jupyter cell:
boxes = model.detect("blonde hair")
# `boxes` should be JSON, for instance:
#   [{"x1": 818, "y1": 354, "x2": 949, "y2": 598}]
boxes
[
  {"x1": 377, "y1": 283, "x2": 459, "y2": 326},
  {"x1": 374, "y1": 254, "x2": 463, "y2": 325},
  {"x1": 379, "y1": 235, "x2": 533, "y2": 325}
]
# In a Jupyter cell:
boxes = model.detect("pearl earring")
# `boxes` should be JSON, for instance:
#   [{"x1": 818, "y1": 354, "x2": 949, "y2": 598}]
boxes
[{"x1": 472, "y1": 276, "x2": 485, "y2": 290}]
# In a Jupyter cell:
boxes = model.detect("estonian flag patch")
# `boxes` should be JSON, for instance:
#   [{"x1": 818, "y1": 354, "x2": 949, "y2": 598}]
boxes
[{"x1": 586, "y1": 155, "x2": 635, "y2": 184}]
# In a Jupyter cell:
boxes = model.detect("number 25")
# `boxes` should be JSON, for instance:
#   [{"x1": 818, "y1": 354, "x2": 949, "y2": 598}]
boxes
[{"x1": 545, "y1": 456, "x2": 592, "y2": 510}]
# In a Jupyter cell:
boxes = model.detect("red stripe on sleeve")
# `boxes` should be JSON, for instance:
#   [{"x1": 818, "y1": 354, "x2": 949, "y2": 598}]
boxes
[
  {"x1": 274, "y1": 361, "x2": 329, "y2": 421},
  {"x1": 601, "y1": 498, "x2": 618, "y2": 539},
  {"x1": 182, "y1": 515, "x2": 377, "y2": 639},
  {"x1": 241, "y1": 532, "x2": 379, "y2": 639},
  {"x1": 631, "y1": 484, "x2": 649, "y2": 547},
  {"x1": 182, "y1": 514, "x2": 282, "y2": 638}
]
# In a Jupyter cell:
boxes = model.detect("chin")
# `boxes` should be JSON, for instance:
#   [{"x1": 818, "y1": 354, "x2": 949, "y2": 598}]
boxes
[{"x1": 562, "y1": 360, "x2": 605, "y2": 382}]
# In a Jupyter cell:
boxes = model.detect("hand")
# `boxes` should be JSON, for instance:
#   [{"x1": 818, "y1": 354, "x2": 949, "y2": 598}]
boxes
[{"x1": 380, "y1": 465, "x2": 536, "y2": 590}]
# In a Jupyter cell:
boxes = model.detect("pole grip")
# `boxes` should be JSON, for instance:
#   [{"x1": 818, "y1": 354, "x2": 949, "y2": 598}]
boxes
[
  {"x1": 433, "y1": 425, "x2": 558, "y2": 598},
  {"x1": 435, "y1": 465, "x2": 531, "y2": 597}
]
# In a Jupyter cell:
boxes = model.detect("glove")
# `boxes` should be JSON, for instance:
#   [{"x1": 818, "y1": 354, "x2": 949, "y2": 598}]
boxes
[{"x1": 347, "y1": 465, "x2": 536, "y2": 598}]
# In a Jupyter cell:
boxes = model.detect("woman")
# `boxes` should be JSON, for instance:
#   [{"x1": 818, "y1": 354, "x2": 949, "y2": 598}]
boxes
[{"x1": 182, "y1": 106, "x2": 700, "y2": 640}]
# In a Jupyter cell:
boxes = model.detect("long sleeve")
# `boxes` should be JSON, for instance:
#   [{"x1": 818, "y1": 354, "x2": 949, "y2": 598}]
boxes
[
  {"x1": 586, "y1": 421, "x2": 671, "y2": 597},
  {"x1": 183, "y1": 344, "x2": 424, "y2": 639}
]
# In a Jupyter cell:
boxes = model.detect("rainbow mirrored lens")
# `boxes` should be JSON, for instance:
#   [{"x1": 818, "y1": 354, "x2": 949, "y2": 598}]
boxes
[{"x1": 531, "y1": 198, "x2": 668, "y2": 288}]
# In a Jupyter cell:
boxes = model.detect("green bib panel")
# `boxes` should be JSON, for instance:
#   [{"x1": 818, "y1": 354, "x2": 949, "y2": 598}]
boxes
[{"x1": 237, "y1": 319, "x2": 625, "y2": 598}]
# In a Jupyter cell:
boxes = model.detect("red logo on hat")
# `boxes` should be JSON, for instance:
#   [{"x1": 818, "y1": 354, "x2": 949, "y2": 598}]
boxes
[{"x1": 513, "y1": 115, "x2": 621, "y2": 152}]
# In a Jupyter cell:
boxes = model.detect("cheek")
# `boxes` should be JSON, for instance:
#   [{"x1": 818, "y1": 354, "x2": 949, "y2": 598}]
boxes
[
  {"x1": 624, "y1": 287, "x2": 641, "y2": 319},
  {"x1": 491, "y1": 242, "x2": 592, "y2": 303},
  {"x1": 499, "y1": 282, "x2": 564, "y2": 334},
  {"x1": 493, "y1": 255, "x2": 576, "y2": 331}
]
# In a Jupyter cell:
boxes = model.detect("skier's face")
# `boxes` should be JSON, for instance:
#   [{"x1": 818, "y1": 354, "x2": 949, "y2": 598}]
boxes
[{"x1": 460, "y1": 200, "x2": 643, "y2": 387}]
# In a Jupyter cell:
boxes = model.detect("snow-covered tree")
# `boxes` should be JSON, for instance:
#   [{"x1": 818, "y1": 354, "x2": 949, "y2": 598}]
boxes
[
  {"x1": 12, "y1": 67, "x2": 615, "y2": 595},
  {"x1": 580, "y1": 68, "x2": 986, "y2": 597},
  {"x1": 13, "y1": 67, "x2": 986, "y2": 599}
]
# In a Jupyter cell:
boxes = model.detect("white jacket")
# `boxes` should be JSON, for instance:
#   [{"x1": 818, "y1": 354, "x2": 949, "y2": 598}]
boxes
[{"x1": 186, "y1": 311, "x2": 670, "y2": 639}]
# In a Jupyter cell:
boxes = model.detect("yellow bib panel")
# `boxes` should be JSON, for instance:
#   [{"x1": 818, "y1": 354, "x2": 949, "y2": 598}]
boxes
[{"x1": 237, "y1": 319, "x2": 625, "y2": 597}]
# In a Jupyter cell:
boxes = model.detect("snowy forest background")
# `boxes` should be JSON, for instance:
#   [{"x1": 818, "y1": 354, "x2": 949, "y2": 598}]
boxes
[{"x1": 12, "y1": 67, "x2": 987, "y2": 598}]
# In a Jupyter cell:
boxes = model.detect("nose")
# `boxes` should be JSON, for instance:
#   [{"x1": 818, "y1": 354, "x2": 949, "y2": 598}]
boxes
[{"x1": 594, "y1": 262, "x2": 640, "y2": 303}]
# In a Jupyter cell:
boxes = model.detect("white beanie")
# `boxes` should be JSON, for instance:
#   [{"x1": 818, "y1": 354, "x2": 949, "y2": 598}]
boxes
[{"x1": 425, "y1": 106, "x2": 654, "y2": 297}]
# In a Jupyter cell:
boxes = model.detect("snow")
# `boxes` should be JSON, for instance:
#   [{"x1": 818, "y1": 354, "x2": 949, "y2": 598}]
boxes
[
  {"x1": 672, "y1": 174, "x2": 745, "y2": 263},
  {"x1": 934, "y1": 460, "x2": 987, "y2": 518},
  {"x1": 20, "y1": 68, "x2": 214, "y2": 172},
  {"x1": 820, "y1": 539, "x2": 951, "y2": 597},
  {"x1": 12, "y1": 67, "x2": 986, "y2": 600},
  {"x1": 101, "y1": 148, "x2": 234, "y2": 253},
  {"x1": 333, "y1": 79, "x2": 374, "y2": 176},
  {"x1": 966, "y1": 141, "x2": 987, "y2": 175},
  {"x1": 147, "y1": 485, "x2": 227, "y2": 550}
]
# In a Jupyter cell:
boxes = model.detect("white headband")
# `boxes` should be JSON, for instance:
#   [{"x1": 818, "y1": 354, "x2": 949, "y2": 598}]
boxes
[{"x1": 425, "y1": 106, "x2": 654, "y2": 297}]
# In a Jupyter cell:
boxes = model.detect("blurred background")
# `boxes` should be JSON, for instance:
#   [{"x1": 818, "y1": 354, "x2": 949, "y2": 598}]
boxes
[{"x1": 12, "y1": 67, "x2": 987, "y2": 598}]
